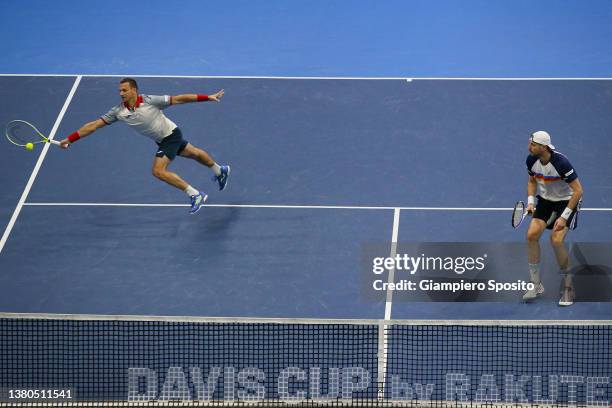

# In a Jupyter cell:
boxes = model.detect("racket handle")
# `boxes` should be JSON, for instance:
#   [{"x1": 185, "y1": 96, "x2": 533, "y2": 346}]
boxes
[{"x1": 49, "y1": 139, "x2": 61, "y2": 146}]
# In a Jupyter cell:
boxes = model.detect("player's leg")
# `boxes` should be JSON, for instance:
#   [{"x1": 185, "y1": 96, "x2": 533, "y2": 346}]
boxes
[
  {"x1": 551, "y1": 221, "x2": 574, "y2": 306},
  {"x1": 550, "y1": 228, "x2": 570, "y2": 270},
  {"x1": 156, "y1": 129, "x2": 208, "y2": 214},
  {"x1": 152, "y1": 156, "x2": 188, "y2": 190},
  {"x1": 523, "y1": 196, "x2": 558, "y2": 301},
  {"x1": 523, "y1": 218, "x2": 547, "y2": 300},
  {"x1": 152, "y1": 155, "x2": 207, "y2": 215},
  {"x1": 527, "y1": 219, "x2": 546, "y2": 264},
  {"x1": 179, "y1": 143, "x2": 231, "y2": 191},
  {"x1": 179, "y1": 142, "x2": 215, "y2": 166}
]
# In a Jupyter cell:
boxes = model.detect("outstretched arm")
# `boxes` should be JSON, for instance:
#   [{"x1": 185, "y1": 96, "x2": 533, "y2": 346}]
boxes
[
  {"x1": 171, "y1": 89, "x2": 224, "y2": 104},
  {"x1": 59, "y1": 119, "x2": 107, "y2": 149}
]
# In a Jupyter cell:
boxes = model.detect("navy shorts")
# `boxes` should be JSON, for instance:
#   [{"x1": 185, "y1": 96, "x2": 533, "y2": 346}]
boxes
[
  {"x1": 156, "y1": 128, "x2": 188, "y2": 160},
  {"x1": 534, "y1": 195, "x2": 576, "y2": 230}
]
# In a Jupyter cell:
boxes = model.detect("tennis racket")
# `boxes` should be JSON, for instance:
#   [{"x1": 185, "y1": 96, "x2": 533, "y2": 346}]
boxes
[
  {"x1": 568, "y1": 199, "x2": 582, "y2": 230},
  {"x1": 5, "y1": 120, "x2": 61, "y2": 149},
  {"x1": 511, "y1": 200, "x2": 530, "y2": 228}
]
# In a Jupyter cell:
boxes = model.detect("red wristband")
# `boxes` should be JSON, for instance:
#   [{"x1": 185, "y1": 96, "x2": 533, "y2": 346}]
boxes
[
  {"x1": 67, "y1": 131, "x2": 81, "y2": 143},
  {"x1": 196, "y1": 94, "x2": 209, "y2": 102}
]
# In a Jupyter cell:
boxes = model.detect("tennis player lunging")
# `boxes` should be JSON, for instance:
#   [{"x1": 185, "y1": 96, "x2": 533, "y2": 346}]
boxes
[
  {"x1": 522, "y1": 131, "x2": 583, "y2": 306},
  {"x1": 59, "y1": 78, "x2": 230, "y2": 214}
]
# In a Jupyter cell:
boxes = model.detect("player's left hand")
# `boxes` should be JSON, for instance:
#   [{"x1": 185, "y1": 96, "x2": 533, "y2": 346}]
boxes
[
  {"x1": 553, "y1": 217, "x2": 567, "y2": 232},
  {"x1": 208, "y1": 89, "x2": 225, "y2": 102}
]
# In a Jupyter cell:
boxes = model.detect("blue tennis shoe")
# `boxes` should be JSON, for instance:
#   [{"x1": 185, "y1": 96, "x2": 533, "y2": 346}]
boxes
[
  {"x1": 189, "y1": 192, "x2": 208, "y2": 214},
  {"x1": 214, "y1": 165, "x2": 231, "y2": 191}
]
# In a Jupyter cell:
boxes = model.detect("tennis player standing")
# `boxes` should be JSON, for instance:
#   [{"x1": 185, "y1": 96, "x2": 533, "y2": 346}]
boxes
[
  {"x1": 59, "y1": 78, "x2": 230, "y2": 214},
  {"x1": 522, "y1": 131, "x2": 583, "y2": 306}
]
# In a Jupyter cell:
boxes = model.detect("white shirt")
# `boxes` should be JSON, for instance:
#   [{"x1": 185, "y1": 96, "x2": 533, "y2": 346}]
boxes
[
  {"x1": 101, "y1": 94, "x2": 177, "y2": 143},
  {"x1": 526, "y1": 151, "x2": 577, "y2": 201}
]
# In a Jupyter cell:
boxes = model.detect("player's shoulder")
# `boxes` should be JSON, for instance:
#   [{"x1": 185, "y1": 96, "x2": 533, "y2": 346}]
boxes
[
  {"x1": 550, "y1": 151, "x2": 573, "y2": 167},
  {"x1": 525, "y1": 154, "x2": 538, "y2": 168},
  {"x1": 550, "y1": 150, "x2": 578, "y2": 182},
  {"x1": 107, "y1": 102, "x2": 124, "y2": 113}
]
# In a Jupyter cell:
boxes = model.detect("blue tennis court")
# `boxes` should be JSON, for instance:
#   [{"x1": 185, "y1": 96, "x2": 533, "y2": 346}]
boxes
[
  {"x1": 1, "y1": 76, "x2": 611, "y2": 321},
  {"x1": 1, "y1": 2, "x2": 612, "y2": 405}
]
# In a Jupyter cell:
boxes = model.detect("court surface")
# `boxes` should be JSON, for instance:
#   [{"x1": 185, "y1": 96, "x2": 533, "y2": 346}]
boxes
[{"x1": 1, "y1": 75, "x2": 611, "y2": 321}]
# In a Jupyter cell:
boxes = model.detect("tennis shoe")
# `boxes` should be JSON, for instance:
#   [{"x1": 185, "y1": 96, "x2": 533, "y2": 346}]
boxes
[
  {"x1": 214, "y1": 165, "x2": 231, "y2": 191},
  {"x1": 558, "y1": 286, "x2": 575, "y2": 307},
  {"x1": 522, "y1": 282, "x2": 544, "y2": 301},
  {"x1": 189, "y1": 192, "x2": 208, "y2": 215}
]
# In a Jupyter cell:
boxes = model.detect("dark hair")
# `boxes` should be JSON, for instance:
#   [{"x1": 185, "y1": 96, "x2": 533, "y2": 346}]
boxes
[{"x1": 120, "y1": 77, "x2": 138, "y2": 90}]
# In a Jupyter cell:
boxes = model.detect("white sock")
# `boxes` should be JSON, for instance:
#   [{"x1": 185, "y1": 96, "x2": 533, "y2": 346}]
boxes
[
  {"x1": 528, "y1": 263, "x2": 541, "y2": 284},
  {"x1": 184, "y1": 185, "x2": 199, "y2": 197},
  {"x1": 211, "y1": 162, "x2": 222, "y2": 176}
]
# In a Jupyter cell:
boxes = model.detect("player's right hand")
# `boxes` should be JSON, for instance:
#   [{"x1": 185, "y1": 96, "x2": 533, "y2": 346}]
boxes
[
  {"x1": 526, "y1": 204, "x2": 535, "y2": 214},
  {"x1": 59, "y1": 139, "x2": 71, "y2": 149}
]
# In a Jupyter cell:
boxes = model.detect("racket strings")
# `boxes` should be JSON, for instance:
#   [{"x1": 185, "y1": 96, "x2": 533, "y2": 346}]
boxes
[
  {"x1": 6, "y1": 122, "x2": 40, "y2": 145},
  {"x1": 512, "y1": 202, "x2": 525, "y2": 227}
]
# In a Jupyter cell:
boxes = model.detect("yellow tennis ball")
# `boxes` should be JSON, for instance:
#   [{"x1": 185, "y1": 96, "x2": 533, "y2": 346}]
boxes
[{"x1": 25, "y1": 143, "x2": 34, "y2": 151}]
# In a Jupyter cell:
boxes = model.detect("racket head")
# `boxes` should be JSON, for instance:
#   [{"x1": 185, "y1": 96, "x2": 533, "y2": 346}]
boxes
[
  {"x1": 512, "y1": 200, "x2": 527, "y2": 228},
  {"x1": 5, "y1": 120, "x2": 47, "y2": 147}
]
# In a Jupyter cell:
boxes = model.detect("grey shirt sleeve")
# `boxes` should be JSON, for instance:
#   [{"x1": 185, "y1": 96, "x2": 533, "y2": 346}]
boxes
[
  {"x1": 144, "y1": 94, "x2": 171, "y2": 109},
  {"x1": 101, "y1": 106, "x2": 120, "y2": 124}
]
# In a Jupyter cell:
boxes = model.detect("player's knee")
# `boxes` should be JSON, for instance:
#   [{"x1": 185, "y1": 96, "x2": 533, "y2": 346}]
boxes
[
  {"x1": 550, "y1": 233, "x2": 565, "y2": 245},
  {"x1": 526, "y1": 229, "x2": 540, "y2": 243},
  {"x1": 152, "y1": 167, "x2": 166, "y2": 179}
]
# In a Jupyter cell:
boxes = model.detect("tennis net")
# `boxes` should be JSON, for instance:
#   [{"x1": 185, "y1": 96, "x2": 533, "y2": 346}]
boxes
[{"x1": 1, "y1": 314, "x2": 610, "y2": 407}]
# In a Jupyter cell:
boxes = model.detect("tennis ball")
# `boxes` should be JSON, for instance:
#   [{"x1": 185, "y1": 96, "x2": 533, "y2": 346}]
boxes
[{"x1": 25, "y1": 143, "x2": 34, "y2": 151}]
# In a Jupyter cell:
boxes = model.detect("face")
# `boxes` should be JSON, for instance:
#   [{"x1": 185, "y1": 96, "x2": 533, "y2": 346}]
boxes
[
  {"x1": 528, "y1": 140, "x2": 547, "y2": 156},
  {"x1": 119, "y1": 82, "x2": 137, "y2": 102}
]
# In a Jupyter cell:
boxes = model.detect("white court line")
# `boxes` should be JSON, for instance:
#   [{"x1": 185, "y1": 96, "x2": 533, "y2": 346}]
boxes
[
  {"x1": 22, "y1": 202, "x2": 612, "y2": 211},
  {"x1": 377, "y1": 208, "x2": 401, "y2": 398},
  {"x1": 0, "y1": 73, "x2": 407, "y2": 80},
  {"x1": 0, "y1": 76, "x2": 82, "y2": 255},
  {"x1": 385, "y1": 209, "x2": 401, "y2": 320},
  {"x1": 1, "y1": 73, "x2": 612, "y2": 80}
]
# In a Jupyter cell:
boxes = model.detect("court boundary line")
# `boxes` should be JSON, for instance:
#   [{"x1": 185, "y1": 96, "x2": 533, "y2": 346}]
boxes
[
  {"x1": 2, "y1": 73, "x2": 612, "y2": 80},
  {"x1": 0, "y1": 312, "x2": 610, "y2": 325},
  {"x1": 22, "y1": 202, "x2": 612, "y2": 211},
  {"x1": 0, "y1": 76, "x2": 82, "y2": 255},
  {"x1": 385, "y1": 209, "x2": 401, "y2": 320},
  {"x1": 377, "y1": 208, "x2": 401, "y2": 398}
]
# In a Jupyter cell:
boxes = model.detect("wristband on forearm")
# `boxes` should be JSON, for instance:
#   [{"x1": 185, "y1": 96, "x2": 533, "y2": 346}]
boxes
[
  {"x1": 196, "y1": 94, "x2": 209, "y2": 102},
  {"x1": 527, "y1": 195, "x2": 535, "y2": 206},
  {"x1": 560, "y1": 207, "x2": 573, "y2": 220},
  {"x1": 67, "y1": 131, "x2": 81, "y2": 143}
]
